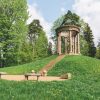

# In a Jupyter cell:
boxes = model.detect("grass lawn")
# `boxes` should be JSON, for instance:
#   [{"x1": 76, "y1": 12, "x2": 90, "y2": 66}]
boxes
[
  {"x1": 48, "y1": 55, "x2": 100, "y2": 76},
  {"x1": 0, "y1": 55, "x2": 100, "y2": 100},
  {"x1": 0, "y1": 55, "x2": 57, "y2": 74},
  {"x1": 0, "y1": 79, "x2": 100, "y2": 100}
]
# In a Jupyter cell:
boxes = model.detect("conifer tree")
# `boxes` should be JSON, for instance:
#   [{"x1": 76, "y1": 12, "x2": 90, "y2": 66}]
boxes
[
  {"x1": 28, "y1": 20, "x2": 42, "y2": 46},
  {"x1": 48, "y1": 42, "x2": 52, "y2": 55},
  {"x1": 34, "y1": 31, "x2": 48, "y2": 58},
  {"x1": 96, "y1": 39, "x2": 100, "y2": 59},
  {"x1": 28, "y1": 19, "x2": 48, "y2": 59},
  {"x1": 84, "y1": 24, "x2": 96, "y2": 57}
]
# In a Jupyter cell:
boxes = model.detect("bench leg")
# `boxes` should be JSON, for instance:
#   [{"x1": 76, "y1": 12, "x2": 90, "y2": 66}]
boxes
[
  {"x1": 37, "y1": 76, "x2": 39, "y2": 81},
  {"x1": 25, "y1": 76, "x2": 28, "y2": 80}
]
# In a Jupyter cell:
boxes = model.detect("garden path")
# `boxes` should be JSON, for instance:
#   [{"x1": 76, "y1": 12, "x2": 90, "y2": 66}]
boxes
[
  {"x1": 39, "y1": 55, "x2": 65, "y2": 74},
  {"x1": 1, "y1": 55, "x2": 66, "y2": 81},
  {"x1": 1, "y1": 75, "x2": 66, "y2": 81}
]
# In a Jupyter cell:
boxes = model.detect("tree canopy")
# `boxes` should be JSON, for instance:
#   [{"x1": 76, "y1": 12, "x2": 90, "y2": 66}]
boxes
[
  {"x1": 0, "y1": 0, "x2": 49, "y2": 67},
  {"x1": 61, "y1": 10, "x2": 80, "y2": 27},
  {"x1": 28, "y1": 20, "x2": 42, "y2": 46},
  {"x1": 28, "y1": 19, "x2": 48, "y2": 59},
  {"x1": 0, "y1": 0, "x2": 28, "y2": 67}
]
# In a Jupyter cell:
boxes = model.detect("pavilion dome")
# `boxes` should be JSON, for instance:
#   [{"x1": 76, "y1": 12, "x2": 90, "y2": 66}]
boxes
[
  {"x1": 60, "y1": 10, "x2": 80, "y2": 27},
  {"x1": 55, "y1": 11, "x2": 80, "y2": 34}
]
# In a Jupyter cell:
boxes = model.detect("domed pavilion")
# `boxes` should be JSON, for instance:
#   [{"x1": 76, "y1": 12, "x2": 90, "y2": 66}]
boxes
[{"x1": 56, "y1": 12, "x2": 80, "y2": 55}]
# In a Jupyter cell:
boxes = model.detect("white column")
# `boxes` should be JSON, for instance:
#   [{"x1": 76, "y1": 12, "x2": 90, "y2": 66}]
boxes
[
  {"x1": 65, "y1": 37, "x2": 67, "y2": 54},
  {"x1": 69, "y1": 31, "x2": 72, "y2": 54},
  {"x1": 72, "y1": 36, "x2": 73, "y2": 53},
  {"x1": 74, "y1": 35, "x2": 76, "y2": 54},
  {"x1": 73, "y1": 36, "x2": 75, "y2": 54},
  {"x1": 77, "y1": 33, "x2": 80, "y2": 54},
  {"x1": 58, "y1": 33, "x2": 61, "y2": 55},
  {"x1": 57, "y1": 36, "x2": 59, "y2": 54}
]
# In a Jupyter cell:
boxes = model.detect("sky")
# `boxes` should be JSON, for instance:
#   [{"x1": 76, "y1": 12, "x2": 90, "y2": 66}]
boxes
[{"x1": 27, "y1": 0, "x2": 100, "y2": 46}]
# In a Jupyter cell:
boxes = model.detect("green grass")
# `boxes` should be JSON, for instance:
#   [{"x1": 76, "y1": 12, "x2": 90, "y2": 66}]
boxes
[
  {"x1": 48, "y1": 55, "x2": 100, "y2": 77},
  {"x1": 0, "y1": 79, "x2": 100, "y2": 100},
  {"x1": 0, "y1": 55, "x2": 57, "y2": 74},
  {"x1": 47, "y1": 55, "x2": 100, "y2": 99},
  {"x1": 0, "y1": 55, "x2": 100, "y2": 100}
]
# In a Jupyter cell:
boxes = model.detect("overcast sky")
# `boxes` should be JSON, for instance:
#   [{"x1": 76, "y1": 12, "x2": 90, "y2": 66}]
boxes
[{"x1": 27, "y1": 0, "x2": 100, "y2": 46}]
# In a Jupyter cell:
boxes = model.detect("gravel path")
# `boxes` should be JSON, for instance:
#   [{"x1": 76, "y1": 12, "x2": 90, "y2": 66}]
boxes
[
  {"x1": 0, "y1": 55, "x2": 66, "y2": 82},
  {"x1": 1, "y1": 75, "x2": 67, "y2": 81},
  {"x1": 39, "y1": 55, "x2": 65, "y2": 74}
]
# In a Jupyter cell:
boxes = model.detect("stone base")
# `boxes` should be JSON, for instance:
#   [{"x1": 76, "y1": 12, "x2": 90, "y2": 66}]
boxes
[
  {"x1": 58, "y1": 53, "x2": 81, "y2": 55},
  {"x1": 66, "y1": 53, "x2": 81, "y2": 55}
]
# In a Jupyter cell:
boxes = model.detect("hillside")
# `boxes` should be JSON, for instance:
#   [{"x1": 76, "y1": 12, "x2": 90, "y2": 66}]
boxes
[
  {"x1": 0, "y1": 55, "x2": 57, "y2": 74},
  {"x1": 48, "y1": 55, "x2": 100, "y2": 77},
  {"x1": 0, "y1": 55, "x2": 100, "y2": 100}
]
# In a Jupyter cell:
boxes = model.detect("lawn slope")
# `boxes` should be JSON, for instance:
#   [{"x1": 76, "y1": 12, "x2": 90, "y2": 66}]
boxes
[
  {"x1": 0, "y1": 55, "x2": 57, "y2": 74},
  {"x1": 48, "y1": 55, "x2": 100, "y2": 77},
  {"x1": 0, "y1": 55, "x2": 100, "y2": 100}
]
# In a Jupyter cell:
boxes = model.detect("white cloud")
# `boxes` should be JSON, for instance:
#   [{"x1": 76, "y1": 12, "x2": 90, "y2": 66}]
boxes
[
  {"x1": 61, "y1": 7, "x2": 66, "y2": 13},
  {"x1": 73, "y1": 0, "x2": 100, "y2": 45},
  {"x1": 27, "y1": 3, "x2": 52, "y2": 39}
]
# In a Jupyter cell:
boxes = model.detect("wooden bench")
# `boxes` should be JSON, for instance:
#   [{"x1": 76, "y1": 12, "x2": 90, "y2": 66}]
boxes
[
  {"x1": 0, "y1": 72, "x2": 7, "y2": 79},
  {"x1": 24, "y1": 73, "x2": 41, "y2": 81}
]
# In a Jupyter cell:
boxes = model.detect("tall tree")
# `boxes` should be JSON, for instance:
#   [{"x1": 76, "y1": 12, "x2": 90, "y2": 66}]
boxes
[
  {"x1": 48, "y1": 42, "x2": 52, "y2": 55},
  {"x1": 28, "y1": 20, "x2": 42, "y2": 46},
  {"x1": 34, "y1": 30, "x2": 48, "y2": 58},
  {"x1": 84, "y1": 24, "x2": 96, "y2": 57},
  {"x1": 96, "y1": 39, "x2": 100, "y2": 59},
  {"x1": 0, "y1": 0, "x2": 28, "y2": 67},
  {"x1": 28, "y1": 19, "x2": 48, "y2": 59},
  {"x1": 61, "y1": 10, "x2": 80, "y2": 27},
  {"x1": 80, "y1": 35, "x2": 89, "y2": 55}
]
